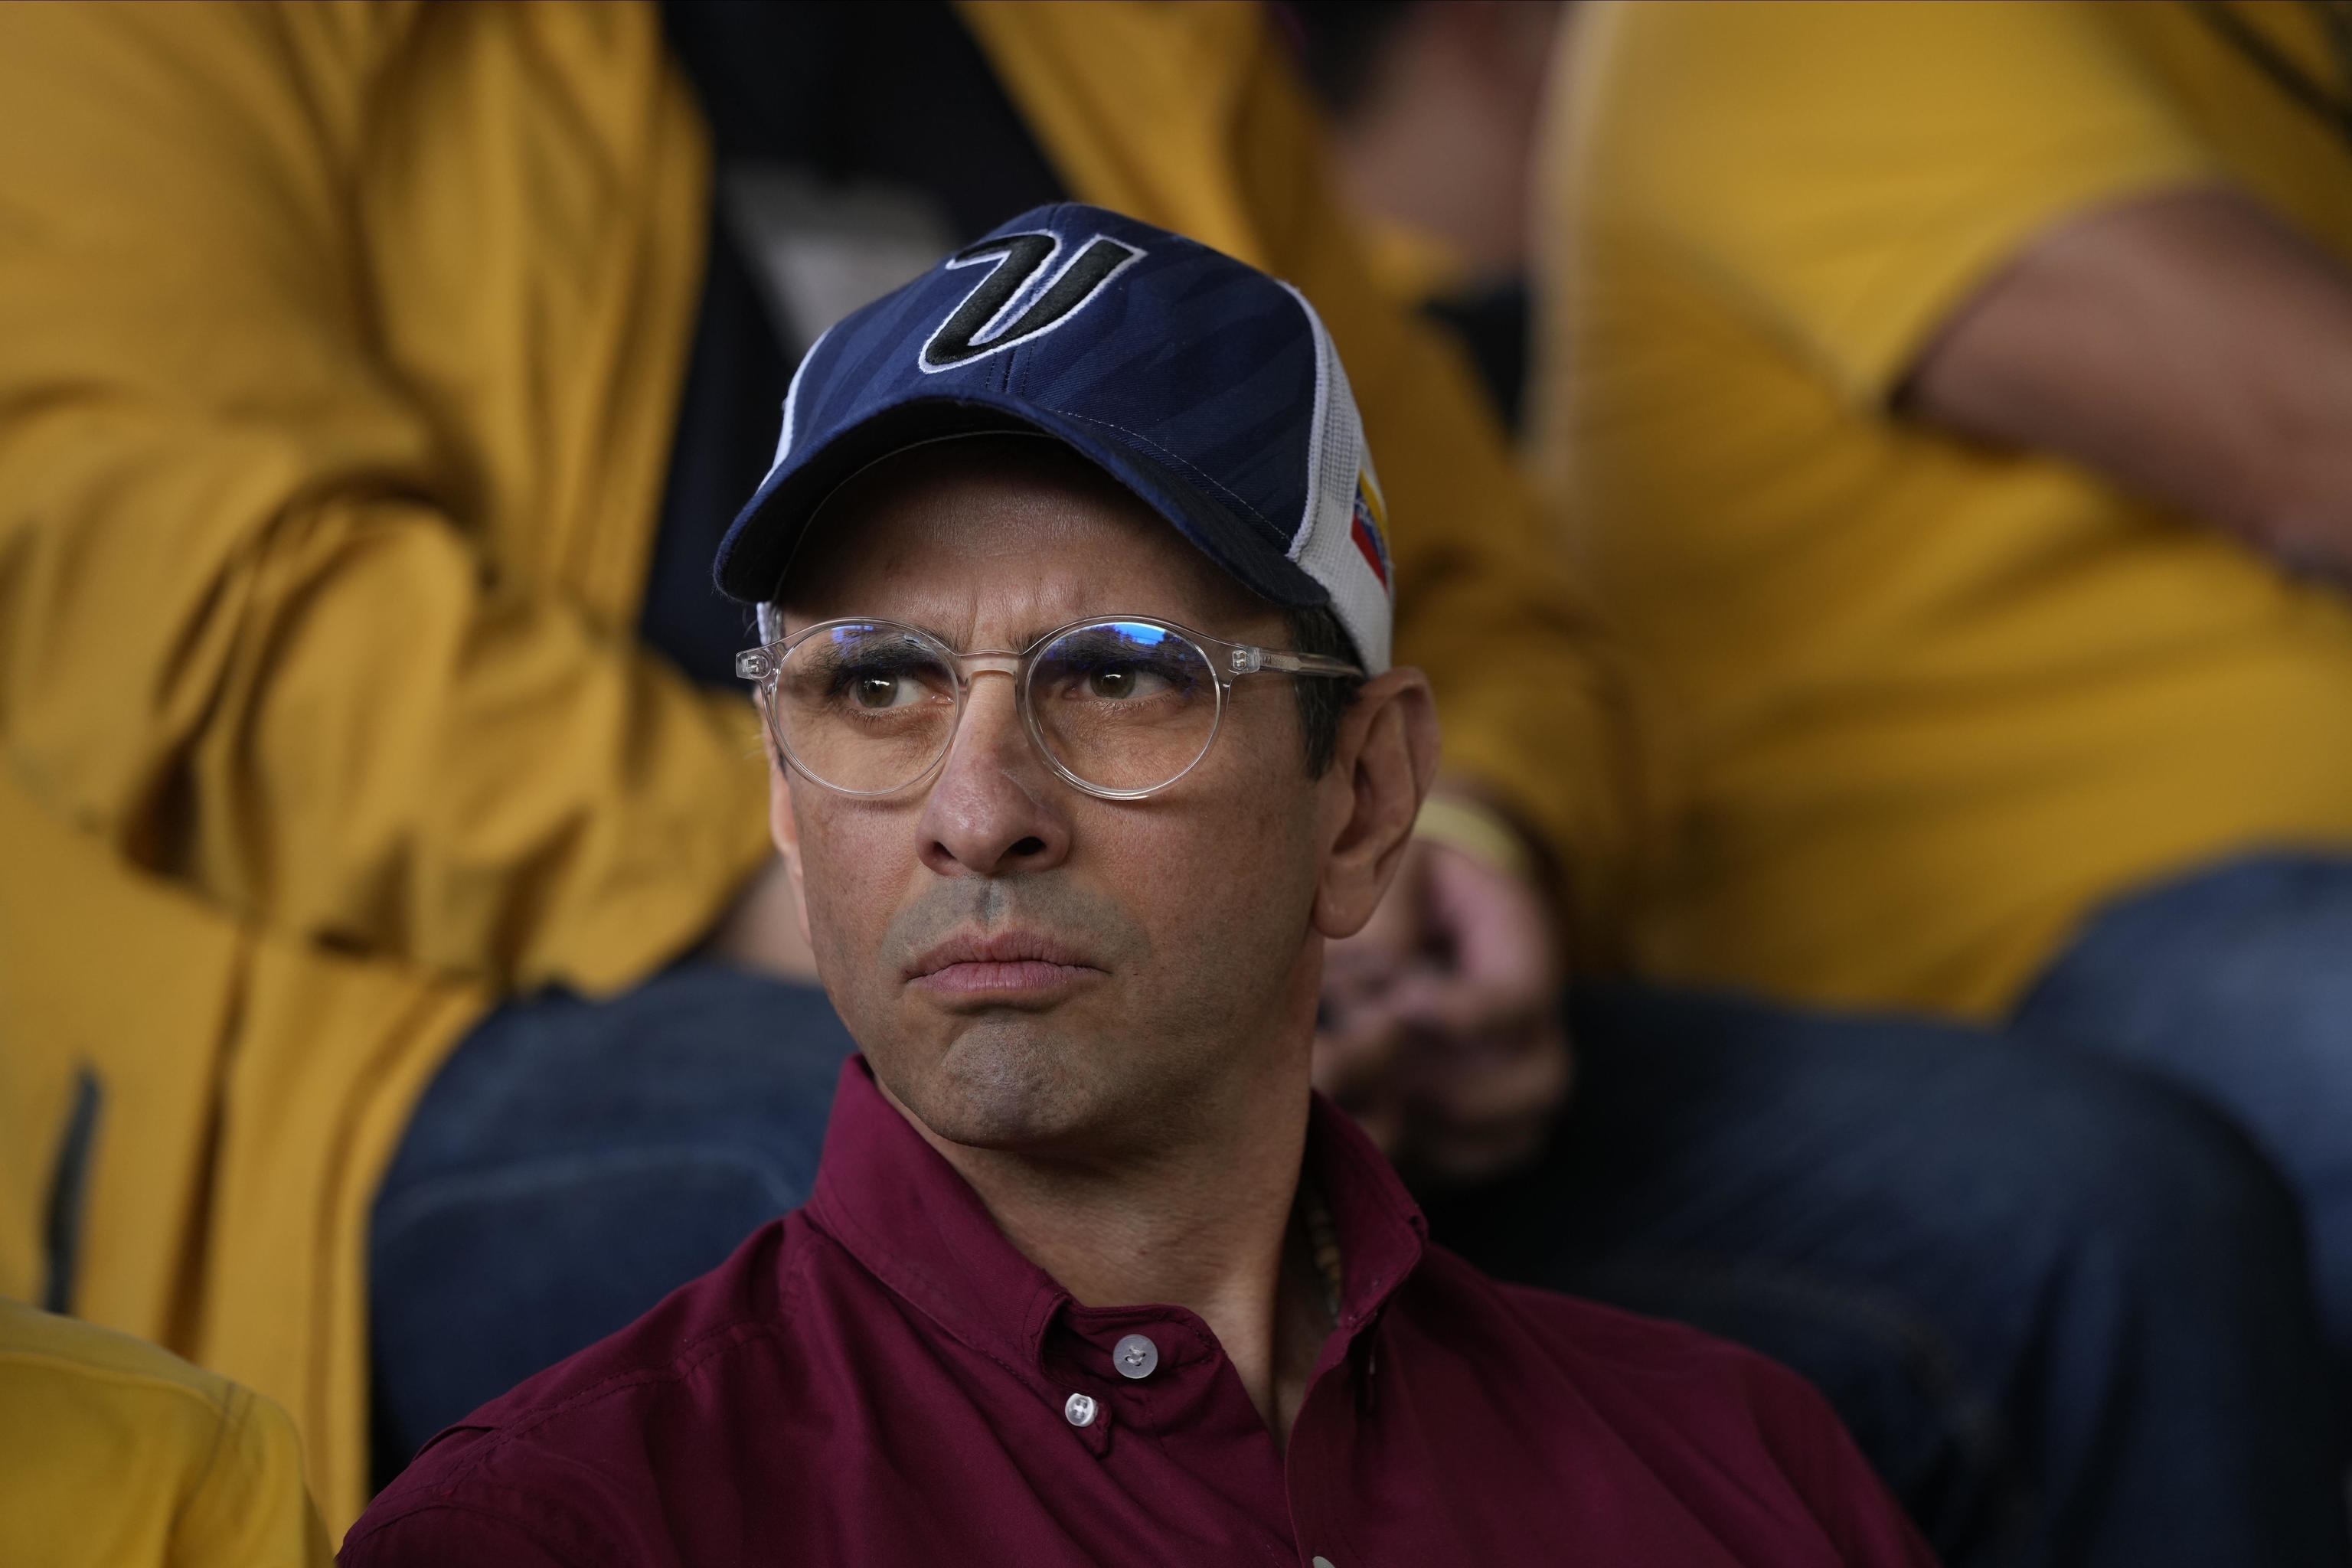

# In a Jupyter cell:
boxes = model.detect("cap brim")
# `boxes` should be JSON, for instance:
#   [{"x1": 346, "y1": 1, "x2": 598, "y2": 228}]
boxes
[{"x1": 712, "y1": 394, "x2": 1329, "y2": 614}]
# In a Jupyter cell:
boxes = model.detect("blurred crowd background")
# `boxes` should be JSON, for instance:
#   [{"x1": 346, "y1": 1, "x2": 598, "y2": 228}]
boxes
[{"x1": 3, "y1": 2, "x2": 2350, "y2": 1564}]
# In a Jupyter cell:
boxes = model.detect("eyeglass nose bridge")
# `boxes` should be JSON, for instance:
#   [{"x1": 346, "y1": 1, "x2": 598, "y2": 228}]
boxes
[
  {"x1": 864, "y1": 648, "x2": 1067, "y2": 805},
  {"x1": 933, "y1": 652, "x2": 1032, "y2": 771},
  {"x1": 926, "y1": 641, "x2": 1229, "y2": 803},
  {"x1": 951, "y1": 652, "x2": 1027, "y2": 685}
]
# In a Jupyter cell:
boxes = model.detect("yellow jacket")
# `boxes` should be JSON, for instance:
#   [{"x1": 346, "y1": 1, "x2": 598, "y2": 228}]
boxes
[
  {"x1": 0, "y1": 1298, "x2": 330, "y2": 1568},
  {"x1": 0, "y1": 2, "x2": 1630, "y2": 1534}
]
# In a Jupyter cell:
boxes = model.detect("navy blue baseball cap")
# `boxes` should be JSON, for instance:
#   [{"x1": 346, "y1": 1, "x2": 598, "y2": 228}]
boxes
[{"x1": 712, "y1": 203, "x2": 1395, "y2": 671}]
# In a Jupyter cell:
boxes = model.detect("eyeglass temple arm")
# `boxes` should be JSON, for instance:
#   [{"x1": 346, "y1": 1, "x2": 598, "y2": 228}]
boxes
[{"x1": 1228, "y1": 646, "x2": 1364, "y2": 679}]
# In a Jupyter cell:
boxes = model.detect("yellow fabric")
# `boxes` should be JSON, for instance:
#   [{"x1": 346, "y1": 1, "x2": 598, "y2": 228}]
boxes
[
  {"x1": 0, "y1": 1298, "x2": 330, "y2": 1568},
  {"x1": 1539, "y1": 0, "x2": 2352, "y2": 1016},
  {"x1": 0, "y1": 1, "x2": 1635, "y2": 1542},
  {"x1": 963, "y1": 0, "x2": 1639, "y2": 936},
  {"x1": 0, "y1": 3, "x2": 772, "y2": 1533},
  {"x1": 1357, "y1": 217, "x2": 1478, "y2": 308}
]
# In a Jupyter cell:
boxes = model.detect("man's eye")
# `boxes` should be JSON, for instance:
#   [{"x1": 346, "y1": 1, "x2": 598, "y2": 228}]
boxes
[
  {"x1": 836, "y1": 668, "x2": 927, "y2": 709},
  {"x1": 1081, "y1": 663, "x2": 1173, "y2": 701}
]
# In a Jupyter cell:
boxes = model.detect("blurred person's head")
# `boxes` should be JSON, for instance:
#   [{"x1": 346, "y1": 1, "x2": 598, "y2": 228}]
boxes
[
  {"x1": 713, "y1": 205, "x2": 1438, "y2": 1163},
  {"x1": 1285, "y1": 0, "x2": 1568, "y2": 289}
]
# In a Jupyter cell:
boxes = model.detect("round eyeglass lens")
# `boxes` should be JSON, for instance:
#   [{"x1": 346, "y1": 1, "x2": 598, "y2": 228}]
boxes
[
  {"x1": 771, "y1": 622, "x2": 959, "y2": 794},
  {"x1": 1027, "y1": 621, "x2": 1220, "y2": 794}
]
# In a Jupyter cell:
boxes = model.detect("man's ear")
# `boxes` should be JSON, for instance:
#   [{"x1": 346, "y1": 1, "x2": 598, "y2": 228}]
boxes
[
  {"x1": 1312, "y1": 667, "x2": 1441, "y2": 941},
  {"x1": 766, "y1": 734, "x2": 815, "y2": 948}
]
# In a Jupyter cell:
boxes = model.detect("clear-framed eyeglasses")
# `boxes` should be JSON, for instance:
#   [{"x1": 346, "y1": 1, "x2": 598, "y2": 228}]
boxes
[{"x1": 734, "y1": 616, "x2": 1364, "y2": 800}]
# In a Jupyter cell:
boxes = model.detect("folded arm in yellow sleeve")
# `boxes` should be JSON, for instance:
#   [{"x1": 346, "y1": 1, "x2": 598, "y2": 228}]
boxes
[{"x1": 0, "y1": 4, "x2": 769, "y2": 995}]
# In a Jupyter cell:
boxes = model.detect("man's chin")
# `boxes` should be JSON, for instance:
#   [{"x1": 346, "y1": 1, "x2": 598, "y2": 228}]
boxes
[{"x1": 887, "y1": 1024, "x2": 1116, "y2": 1153}]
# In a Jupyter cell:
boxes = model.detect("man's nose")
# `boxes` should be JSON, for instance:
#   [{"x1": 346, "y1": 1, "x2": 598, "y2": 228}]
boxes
[{"x1": 915, "y1": 673, "x2": 1072, "y2": 878}]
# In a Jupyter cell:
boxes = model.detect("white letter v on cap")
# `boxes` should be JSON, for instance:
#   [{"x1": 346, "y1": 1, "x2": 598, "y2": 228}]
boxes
[{"x1": 920, "y1": 232, "x2": 1143, "y2": 373}]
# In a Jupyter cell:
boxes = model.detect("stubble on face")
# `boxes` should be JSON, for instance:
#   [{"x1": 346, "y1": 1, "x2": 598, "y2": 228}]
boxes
[{"x1": 875, "y1": 874, "x2": 1149, "y2": 1146}]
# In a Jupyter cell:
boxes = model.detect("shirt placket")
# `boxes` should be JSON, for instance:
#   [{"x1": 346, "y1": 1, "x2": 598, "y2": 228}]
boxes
[
  {"x1": 1045, "y1": 1303, "x2": 1299, "y2": 1565},
  {"x1": 1282, "y1": 1308, "x2": 1385, "y2": 1567}
]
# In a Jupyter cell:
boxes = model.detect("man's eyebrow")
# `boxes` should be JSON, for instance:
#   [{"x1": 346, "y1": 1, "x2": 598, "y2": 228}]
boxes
[
  {"x1": 879, "y1": 619, "x2": 1141, "y2": 652},
  {"x1": 1011, "y1": 620, "x2": 1159, "y2": 650},
  {"x1": 792, "y1": 616, "x2": 966, "y2": 648}
]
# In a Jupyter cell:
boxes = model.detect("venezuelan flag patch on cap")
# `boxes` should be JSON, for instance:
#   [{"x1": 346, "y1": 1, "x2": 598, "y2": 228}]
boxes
[{"x1": 1351, "y1": 473, "x2": 1390, "y2": 589}]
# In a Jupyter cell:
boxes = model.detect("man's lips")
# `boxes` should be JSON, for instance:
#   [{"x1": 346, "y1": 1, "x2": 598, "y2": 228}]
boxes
[{"x1": 905, "y1": 929, "x2": 1105, "y2": 998}]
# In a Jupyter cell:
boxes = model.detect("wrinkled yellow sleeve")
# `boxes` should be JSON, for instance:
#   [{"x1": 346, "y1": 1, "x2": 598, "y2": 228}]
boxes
[
  {"x1": 0, "y1": 5, "x2": 769, "y2": 993},
  {"x1": 1569, "y1": 0, "x2": 2223, "y2": 403},
  {"x1": 963, "y1": 1, "x2": 1641, "y2": 938},
  {"x1": 0, "y1": 1301, "x2": 331, "y2": 1568}
]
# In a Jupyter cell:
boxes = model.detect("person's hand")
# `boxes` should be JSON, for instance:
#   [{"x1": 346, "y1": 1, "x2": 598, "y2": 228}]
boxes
[
  {"x1": 705, "y1": 854, "x2": 823, "y2": 982},
  {"x1": 1315, "y1": 818, "x2": 1571, "y2": 1184}
]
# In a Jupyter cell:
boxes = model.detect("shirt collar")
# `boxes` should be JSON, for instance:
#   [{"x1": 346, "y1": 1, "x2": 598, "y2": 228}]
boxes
[
  {"x1": 805, "y1": 1057, "x2": 1428, "y2": 1383},
  {"x1": 1302, "y1": 1077, "x2": 1430, "y2": 1334}
]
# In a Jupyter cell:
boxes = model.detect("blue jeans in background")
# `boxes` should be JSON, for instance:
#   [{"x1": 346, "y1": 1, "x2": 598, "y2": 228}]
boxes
[
  {"x1": 2016, "y1": 850, "x2": 2352, "y2": 1402},
  {"x1": 369, "y1": 964, "x2": 857, "y2": 1476},
  {"x1": 371, "y1": 962, "x2": 2347, "y2": 1568}
]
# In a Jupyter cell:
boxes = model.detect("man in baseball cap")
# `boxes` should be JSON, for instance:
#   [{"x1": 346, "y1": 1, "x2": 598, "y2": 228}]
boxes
[{"x1": 342, "y1": 205, "x2": 1929, "y2": 1566}]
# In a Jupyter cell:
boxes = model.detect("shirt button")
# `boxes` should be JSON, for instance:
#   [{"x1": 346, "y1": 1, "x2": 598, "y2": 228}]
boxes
[
  {"x1": 1112, "y1": 1333, "x2": 1160, "y2": 1380},
  {"x1": 1063, "y1": 1392, "x2": 1098, "y2": 1428},
  {"x1": 1312, "y1": 1558, "x2": 1337, "y2": 1567}
]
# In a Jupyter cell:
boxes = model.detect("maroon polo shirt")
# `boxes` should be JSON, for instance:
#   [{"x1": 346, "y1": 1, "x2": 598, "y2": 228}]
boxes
[{"x1": 341, "y1": 1058, "x2": 1935, "y2": 1567}]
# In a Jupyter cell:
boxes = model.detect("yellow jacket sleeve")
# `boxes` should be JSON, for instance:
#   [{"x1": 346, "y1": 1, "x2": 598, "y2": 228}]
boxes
[
  {"x1": 1566, "y1": 1, "x2": 2223, "y2": 403},
  {"x1": 0, "y1": 5, "x2": 770, "y2": 993},
  {"x1": 0, "y1": 1301, "x2": 331, "y2": 1568},
  {"x1": 962, "y1": 1, "x2": 1640, "y2": 937}
]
